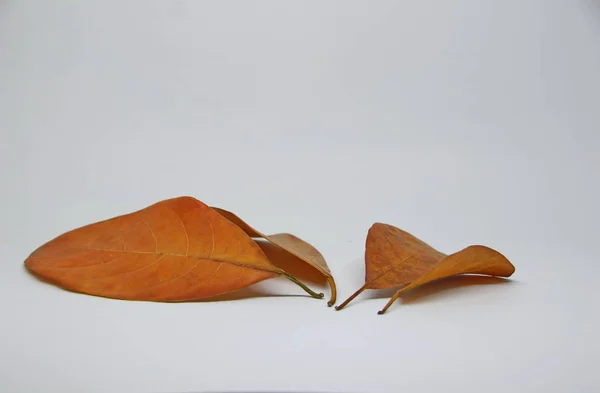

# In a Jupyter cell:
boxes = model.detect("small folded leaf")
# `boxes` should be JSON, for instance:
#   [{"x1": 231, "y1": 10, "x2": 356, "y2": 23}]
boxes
[
  {"x1": 335, "y1": 223, "x2": 515, "y2": 314},
  {"x1": 24, "y1": 197, "x2": 324, "y2": 302},
  {"x1": 211, "y1": 208, "x2": 337, "y2": 306}
]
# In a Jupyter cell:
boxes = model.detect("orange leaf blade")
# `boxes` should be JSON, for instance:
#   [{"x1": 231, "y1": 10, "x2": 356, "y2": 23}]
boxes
[{"x1": 25, "y1": 197, "x2": 281, "y2": 301}]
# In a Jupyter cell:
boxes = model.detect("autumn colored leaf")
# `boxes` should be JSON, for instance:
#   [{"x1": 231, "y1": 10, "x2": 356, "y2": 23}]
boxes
[
  {"x1": 335, "y1": 223, "x2": 516, "y2": 314},
  {"x1": 211, "y1": 208, "x2": 337, "y2": 306},
  {"x1": 24, "y1": 197, "x2": 324, "y2": 302}
]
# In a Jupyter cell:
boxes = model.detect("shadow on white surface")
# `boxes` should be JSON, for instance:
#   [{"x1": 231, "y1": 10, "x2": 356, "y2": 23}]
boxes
[
  {"x1": 584, "y1": 0, "x2": 600, "y2": 31},
  {"x1": 177, "y1": 391, "x2": 351, "y2": 393},
  {"x1": 190, "y1": 287, "x2": 319, "y2": 303},
  {"x1": 365, "y1": 275, "x2": 517, "y2": 304}
]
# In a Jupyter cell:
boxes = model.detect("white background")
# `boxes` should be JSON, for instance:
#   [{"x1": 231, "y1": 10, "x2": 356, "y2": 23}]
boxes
[{"x1": 1, "y1": 1, "x2": 599, "y2": 392}]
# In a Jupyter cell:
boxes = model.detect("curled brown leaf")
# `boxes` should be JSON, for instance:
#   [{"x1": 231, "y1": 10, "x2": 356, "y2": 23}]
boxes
[{"x1": 335, "y1": 223, "x2": 515, "y2": 314}]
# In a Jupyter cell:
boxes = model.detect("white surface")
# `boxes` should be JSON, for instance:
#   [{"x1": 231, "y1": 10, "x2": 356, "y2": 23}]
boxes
[{"x1": 1, "y1": 1, "x2": 599, "y2": 392}]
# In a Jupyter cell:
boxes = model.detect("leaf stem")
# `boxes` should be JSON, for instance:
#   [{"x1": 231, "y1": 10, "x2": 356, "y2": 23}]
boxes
[
  {"x1": 282, "y1": 272, "x2": 324, "y2": 299},
  {"x1": 334, "y1": 284, "x2": 367, "y2": 311},
  {"x1": 377, "y1": 288, "x2": 404, "y2": 315},
  {"x1": 326, "y1": 277, "x2": 337, "y2": 307}
]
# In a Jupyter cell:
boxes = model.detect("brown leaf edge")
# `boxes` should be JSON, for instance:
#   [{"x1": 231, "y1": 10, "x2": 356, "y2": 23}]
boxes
[
  {"x1": 335, "y1": 223, "x2": 516, "y2": 314},
  {"x1": 212, "y1": 207, "x2": 337, "y2": 306}
]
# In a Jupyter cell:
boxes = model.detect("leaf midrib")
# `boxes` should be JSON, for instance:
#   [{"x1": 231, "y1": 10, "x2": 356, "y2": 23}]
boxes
[{"x1": 42, "y1": 246, "x2": 283, "y2": 275}]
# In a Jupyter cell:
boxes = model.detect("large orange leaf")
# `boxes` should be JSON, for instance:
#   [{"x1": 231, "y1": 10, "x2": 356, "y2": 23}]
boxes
[
  {"x1": 335, "y1": 223, "x2": 515, "y2": 314},
  {"x1": 211, "y1": 208, "x2": 337, "y2": 306},
  {"x1": 24, "y1": 197, "x2": 323, "y2": 302}
]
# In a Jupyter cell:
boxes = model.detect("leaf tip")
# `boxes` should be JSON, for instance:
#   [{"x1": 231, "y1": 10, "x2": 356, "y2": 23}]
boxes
[{"x1": 369, "y1": 222, "x2": 387, "y2": 231}]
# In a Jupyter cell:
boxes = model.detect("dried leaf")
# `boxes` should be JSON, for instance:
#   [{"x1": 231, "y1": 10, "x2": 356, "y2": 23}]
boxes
[
  {"x1": 335, "y1": 223, "x2": 515, "y2": 314},
  {"x1": 24, "y1": 197, "x2": 324, "y2": 302},
  {"x1": 211, "y1": 208, "x2": 337, "y2": 306}
]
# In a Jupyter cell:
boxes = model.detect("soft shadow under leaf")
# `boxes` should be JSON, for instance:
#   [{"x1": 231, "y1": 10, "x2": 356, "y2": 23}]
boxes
[
  {"x1": 364, "y1": 275, "x2": 513, "y2": 304},
  {"x1": 190, "y1": 286, "x2": 315, "y2": 303}
]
